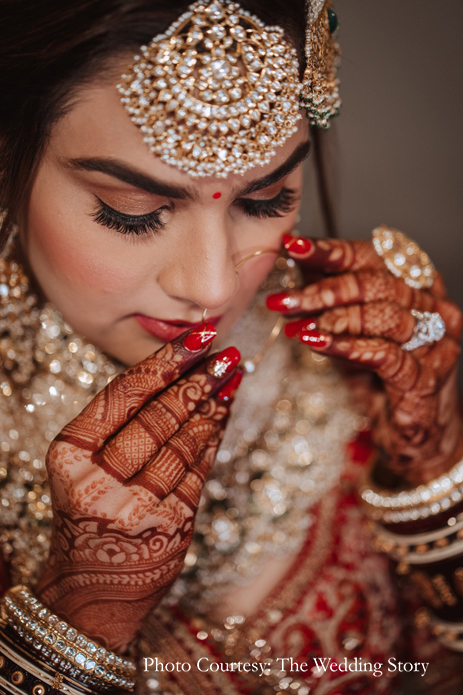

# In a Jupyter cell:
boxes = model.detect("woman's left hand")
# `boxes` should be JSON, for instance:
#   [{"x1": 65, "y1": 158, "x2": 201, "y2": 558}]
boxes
[{"x1": 266, "y1": 233, "x2": 463, "y2": 486}]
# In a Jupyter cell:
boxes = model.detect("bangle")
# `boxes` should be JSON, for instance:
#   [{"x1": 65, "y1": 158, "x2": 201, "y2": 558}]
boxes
[
  {"x1": 0, "y1": 620, "x2": 95, "y2": 695},
  {"x1": 359, "y1": 454, "x2": 463, "y2": 524},
  {"x1": 370, "y1": 513, "x2": 463, "y2": 566},
  {"x1": 416, "y1": 608, "x2": 463, "y2": 651},
  {"x1": 1, "y1": 586, "x2": 136, "y2": 692}
]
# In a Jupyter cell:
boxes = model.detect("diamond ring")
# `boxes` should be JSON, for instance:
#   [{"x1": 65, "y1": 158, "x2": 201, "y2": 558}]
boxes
[
  {"x1": 372, "y1": 225, "x2": 436, "y2": 290},
  {"x1": 401, "y1": 309, "x2": 446, "y2": 351}
]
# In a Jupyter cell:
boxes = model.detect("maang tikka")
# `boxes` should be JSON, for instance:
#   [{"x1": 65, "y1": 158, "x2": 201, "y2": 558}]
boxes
[
  {"x1": 117, "y1": 0, "x2": 303, "y2": 178},
  {"x1": 117, "y1": 0, "x2": 341, "y2": 179}
]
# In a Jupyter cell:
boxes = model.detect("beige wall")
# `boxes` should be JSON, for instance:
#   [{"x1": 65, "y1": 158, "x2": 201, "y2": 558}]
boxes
[{"x1": 301, "y1": 1, "x2": 463, "y2": 332}]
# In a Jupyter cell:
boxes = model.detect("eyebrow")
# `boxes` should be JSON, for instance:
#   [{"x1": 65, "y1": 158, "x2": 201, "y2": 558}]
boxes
[
  {"x1": 62, "y1": 156, "x2": 197, "y2": 200},
  {"x1": 235, "y1": 140, "x2": 311, "y2": 197},
  {"x1": 62, "y1": 139, "x2": 311, "y2": 200}
]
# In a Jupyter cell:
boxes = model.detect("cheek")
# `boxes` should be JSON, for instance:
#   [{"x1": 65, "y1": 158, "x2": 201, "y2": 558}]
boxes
[{"x1": 27, "y1": 178, "x2": 134, "y2": 296}]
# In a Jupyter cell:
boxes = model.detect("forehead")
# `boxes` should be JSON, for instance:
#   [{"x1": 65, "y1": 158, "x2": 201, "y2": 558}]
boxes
[{"x1": 51, "y1": 80, "x2": 309, "y2": 192}]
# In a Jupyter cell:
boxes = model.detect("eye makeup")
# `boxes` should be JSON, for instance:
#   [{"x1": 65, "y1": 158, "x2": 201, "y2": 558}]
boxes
[
  {"x1": 90, "y1": 186, "x2": 299, "y2": 237},
  {"x1": 237, "y1": 187, "x2": 298, "y2": 219},
  {"x1": 90, "y1": 197, "x2": 169, "y2": 236}
]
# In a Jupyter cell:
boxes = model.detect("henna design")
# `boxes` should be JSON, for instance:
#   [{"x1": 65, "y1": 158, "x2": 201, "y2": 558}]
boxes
[
  {"x1": 283, "y1": 234, "x2": 448, "y2": 299},
  {"x1": 285, "y1": 301, "x2": 462, "y2": 344},
  {"x1": 277, "y1": 237, "x2": 463, "y2": 486},
  {"x1": 35, "y1": 330, "x2": 240, "y2": 652}
]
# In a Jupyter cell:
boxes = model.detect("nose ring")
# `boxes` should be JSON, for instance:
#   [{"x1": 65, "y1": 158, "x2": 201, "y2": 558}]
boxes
[{"x1": 200, "y1": 248, "x2": 277, "y2": 323}]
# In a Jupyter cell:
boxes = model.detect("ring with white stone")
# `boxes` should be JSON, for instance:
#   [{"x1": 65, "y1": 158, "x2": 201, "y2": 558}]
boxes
[
  {"x1": 401, "y1": 309, "x2": 446, "y2": 351},
  {"x1": 372, "y1": 225, "x2": 436, "y2": 290}
]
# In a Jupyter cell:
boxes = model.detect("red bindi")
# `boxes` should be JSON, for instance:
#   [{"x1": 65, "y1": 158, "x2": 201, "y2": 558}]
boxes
[{"x1": 212, "y1": 192, "x2": 222, "y2": 199}]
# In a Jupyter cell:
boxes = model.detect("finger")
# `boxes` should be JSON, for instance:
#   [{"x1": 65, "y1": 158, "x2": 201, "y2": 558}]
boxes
[
  {"x1": 129, "y1": 399, "x2": 230, "y2": 501},
  {"x1": 266, "y1": 270, "x2": 441, "y2": 316},
  {"x1": 98, "y1": 348, "x2": 240, "y2": 481},
  {"x1": 291, "y1": 330, "x2": 459, "y2": 393},
  {"x1": 284, "y1": 301, "x2": 461, "y2": 344},
  {"x1": 174, "y1": 424, "x2": 226, "y2": 511},
  {"x1": 283, "y1": 234, "x2": 384, "y2": 273},
  {"x1": 429, "y1": 271, "x2": 447, "y2": 300},
  {"x1": 290, "y1": 331, "x2": 421, "y2": 391},
  {"x1": 56, "y1": 322, "x2": 217, "y2": 450}
]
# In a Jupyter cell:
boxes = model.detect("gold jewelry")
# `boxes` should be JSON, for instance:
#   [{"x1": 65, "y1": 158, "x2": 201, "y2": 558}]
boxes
[
  {"x1": 401, "y1": 309, "x2": 446, "y2": 351},
  {"x1": 1, "y1": 586, "x2": 136, "y2": 691},
  {"x1": 371, "y1": 513, "x2": 463, "y2": 566},
  {"x1": 416, "y1": 609, "x2": 463, "y2": 651},
  {"x1": 300, "y1": 0, "x2": 341, "y2": 128},
  {"x1": 0, "y1": 623, "x2": 97, "y2": 695},
  {"x1": 202, "y1": 246, "x2": 300, "y2": 374},
  {"x1": 372, "y1": 225, "x2": 436, "y2": 290},
  {"x1": 360, "y1": 453, "x2": 463, "y2": 514},
  {"x1": 117, "y1": 0, "x2": 303, "y2": 178}
]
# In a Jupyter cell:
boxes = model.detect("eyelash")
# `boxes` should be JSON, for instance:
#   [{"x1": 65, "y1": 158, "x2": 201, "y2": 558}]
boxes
[
  {"x1": 91, "y1": 198, "x2": 167, "y2": 236},
  {"x1": 91, "y1": 186, "x2": 298, "y2": 237},
  {"x1": 238, "y1": 187, "x2": 298, "y2": 219}
]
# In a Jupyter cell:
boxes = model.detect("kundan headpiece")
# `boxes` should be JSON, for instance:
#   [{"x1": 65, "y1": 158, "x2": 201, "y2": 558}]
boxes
[{"x1": 117, "y1": 0, "x2": 340, "y2": 178}]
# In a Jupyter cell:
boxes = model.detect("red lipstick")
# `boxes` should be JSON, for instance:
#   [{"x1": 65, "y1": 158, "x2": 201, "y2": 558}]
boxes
[{"x1": 134, "y1": 313, "x2": 223, "y2": 342}]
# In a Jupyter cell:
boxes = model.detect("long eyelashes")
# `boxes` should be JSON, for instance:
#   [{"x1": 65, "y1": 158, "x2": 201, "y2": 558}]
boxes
[
  {"x1": 91, "y1": 198, "x2": 167, "y2": 236},
  {"x1": 238, "y1": 187, "x2": 298, "y2": 218},
  {"x1": 91, "y1": 187, "x2": 298, "y2": 237}
]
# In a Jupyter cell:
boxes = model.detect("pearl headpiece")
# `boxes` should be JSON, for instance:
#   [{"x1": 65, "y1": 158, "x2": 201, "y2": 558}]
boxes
[{"x1": 116, "y1": 0, "x2": 341, "y2": 178}]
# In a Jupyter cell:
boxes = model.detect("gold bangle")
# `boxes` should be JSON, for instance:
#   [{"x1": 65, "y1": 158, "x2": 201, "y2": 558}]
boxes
[
  {"x1": 0, "y1": 621, "x2": 95, "y2": 695},
  {"x1": 370, "y1": 513, "x2": 463, "y2": 566},
  {"x1": 359, "y1": 454, "x2": 463, "y2": 524},
  {"x1": 1, "y1": 586, "x2": 136, "y2": 691},
  {"x1": 416, "y1": 608, "x2": 463, "y2": 652}
]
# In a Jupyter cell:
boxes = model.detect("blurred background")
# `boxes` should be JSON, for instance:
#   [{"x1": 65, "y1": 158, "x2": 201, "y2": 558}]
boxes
[{"x1": 302, "y1": 0, "x2": 463, "y2": 385}]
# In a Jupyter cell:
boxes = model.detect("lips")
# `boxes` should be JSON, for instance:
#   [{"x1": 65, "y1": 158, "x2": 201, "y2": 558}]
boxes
[{"x1": 134, "y1": 313, "x2": 223, "y2": 342}]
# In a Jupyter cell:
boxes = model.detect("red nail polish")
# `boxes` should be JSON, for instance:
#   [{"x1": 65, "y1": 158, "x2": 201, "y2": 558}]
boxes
[
  {"x1": 284, "y1": 319, "x2": 317, "y2": 339},
  {"x1": 283, "y1": 233, "x2": 312, "y2": 256},
  {"x1": 266, "y1": 292, "x2": 301, "y2": 312},
  {"x1": 299, "y1": 329, "x2": 331, "y2": 348},
  {"x1": 207, "y1": 346, "x2": 241, "y2": 378},
  {"x1": 217, "y1": 370, "x2": 243, "y2": 402},
  {"x1": 183, "y1": 322, "x2": 217, "y2": 351}
]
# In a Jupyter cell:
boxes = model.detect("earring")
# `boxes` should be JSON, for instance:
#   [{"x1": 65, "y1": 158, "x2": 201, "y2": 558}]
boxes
[{"x1": 300, "y1": 0, "x2": 341, "y2": 129}]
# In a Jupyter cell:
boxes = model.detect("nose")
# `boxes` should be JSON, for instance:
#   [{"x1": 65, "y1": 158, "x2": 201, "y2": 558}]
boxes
[{"x1": 157, "y1": 212, "x2": 239, "y2": 312}]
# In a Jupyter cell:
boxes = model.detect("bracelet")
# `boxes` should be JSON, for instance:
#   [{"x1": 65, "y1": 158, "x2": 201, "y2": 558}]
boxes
[
  {"x1": 0, "y1": 618, "x2": 94, "y2": 695},
  {"x1": 416, "y1": 608, "x2": 463, "y2": 652},
  {"x1": 370, "y1": 512, "x2": 463, "y2": 566},
  {"x1": 360, "y1": 454, "x2": 463, "y2": 524},
  {"x1": 1, "y1": 586, "x2": 136, "y2": 692}
]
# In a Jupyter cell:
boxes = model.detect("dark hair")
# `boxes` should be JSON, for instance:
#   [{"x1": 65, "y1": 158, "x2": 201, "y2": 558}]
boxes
[{"x1": 0, "y1": 0, "x2": 337, "y2": 249}]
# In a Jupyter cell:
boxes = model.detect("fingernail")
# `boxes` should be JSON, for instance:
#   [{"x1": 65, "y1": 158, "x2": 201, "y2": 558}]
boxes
[
  {"x1": 266, "y1": 292, "x2": 301, "y2": 312},
  {"x1": 284, "y1": 319, "x2": 318, "y2": 339},
  {"x1": 217, "y1": 370, "x2": 244, "y2": 402},
  {"x1": 183, "y1": 322, "x2": 217, "y2": 351},
  {"x1": 207, "y1": 346, "x2": 241, "y2": 378},
  {"x1": 283, "y1": 233, "x2": 312, "y2": 255},
  {"x1": 299, "y1": 329, "x2": 331, "y2": 348}
]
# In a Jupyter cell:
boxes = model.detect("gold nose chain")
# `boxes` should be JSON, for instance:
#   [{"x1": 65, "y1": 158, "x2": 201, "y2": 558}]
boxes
[{"x1": 201, "y1": 248, "x2": 286, "y2": 375}]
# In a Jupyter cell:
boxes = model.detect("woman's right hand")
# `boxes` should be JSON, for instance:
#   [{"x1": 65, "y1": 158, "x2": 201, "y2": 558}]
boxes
[{"x1": 34, "y1": 324, "x2": 242, "y2": 653}]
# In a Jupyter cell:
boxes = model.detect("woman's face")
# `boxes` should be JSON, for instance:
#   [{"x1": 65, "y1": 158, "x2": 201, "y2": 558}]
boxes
[{"x1": 23, "y1": 73, "x2": 309, "y2": 366}]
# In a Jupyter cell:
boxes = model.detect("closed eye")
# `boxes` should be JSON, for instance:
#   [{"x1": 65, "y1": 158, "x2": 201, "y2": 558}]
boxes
[
  {"x1": 237, "y1": 187, "x2": 298, "y2": 219},
  {"x1": 90, "y1": 197, "x2": 169, "y2": 236}
]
